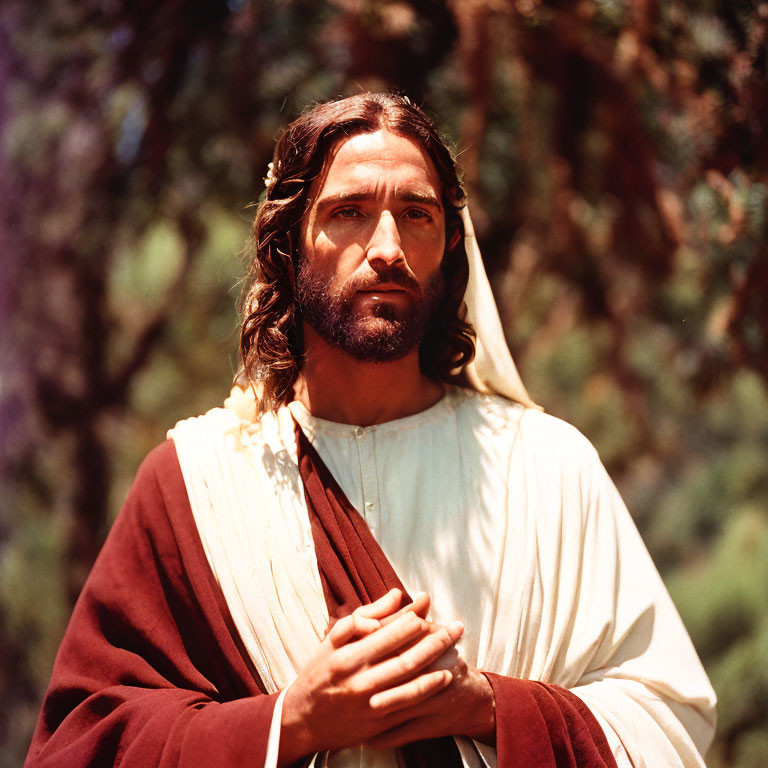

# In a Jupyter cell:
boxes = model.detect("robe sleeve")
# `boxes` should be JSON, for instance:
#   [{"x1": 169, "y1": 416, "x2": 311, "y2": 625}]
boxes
[
  {"x1": 563, "y1": 441, "x2": 717, "y2": 767},
  {"x1": 480, "y1": 675, "x2": 619, "y2": 767},
  {"x1": 498, "y1": 414, "x2": 717, "y2": 768},
  {"x1": 24, "y1": 440, "x2": 279, "y2": 768}
]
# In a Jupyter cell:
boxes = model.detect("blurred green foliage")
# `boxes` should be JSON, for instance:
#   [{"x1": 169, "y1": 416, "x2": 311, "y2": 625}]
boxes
[{"x1": 2, "y1": 1, "x2": 767, "y2": 765}]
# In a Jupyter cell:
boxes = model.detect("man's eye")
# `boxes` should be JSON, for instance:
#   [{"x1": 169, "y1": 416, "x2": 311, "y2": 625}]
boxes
[
  {"x1": 335, "y1": 207, "x2": 361, "y2": 219},
  {"x1": 404, "y1": 208, "x2": 431, "y2": 221}
]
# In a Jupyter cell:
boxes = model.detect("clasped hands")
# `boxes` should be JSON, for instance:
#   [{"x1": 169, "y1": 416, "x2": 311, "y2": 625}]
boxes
[{"x1": 279, "y1": 588, "x2": 495, "y2": 763}]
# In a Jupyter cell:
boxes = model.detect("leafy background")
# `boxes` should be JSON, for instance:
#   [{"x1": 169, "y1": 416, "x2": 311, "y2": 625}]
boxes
[{"x1": 2, "y1": 1, "x2": 767, "y2": 765}]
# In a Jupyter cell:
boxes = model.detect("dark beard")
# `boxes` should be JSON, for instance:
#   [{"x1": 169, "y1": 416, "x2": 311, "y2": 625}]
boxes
[{"x1": 296, "y1": 262, "x2": 445, "y2": 362}]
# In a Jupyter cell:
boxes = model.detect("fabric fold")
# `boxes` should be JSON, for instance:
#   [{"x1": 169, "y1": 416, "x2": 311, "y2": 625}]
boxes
[
  {"x1": 295, "y1": 419, "x2": 410, "y2": 615},
  {"x1": 485, "y1": 673, "x2": 618, "y2": 767}
]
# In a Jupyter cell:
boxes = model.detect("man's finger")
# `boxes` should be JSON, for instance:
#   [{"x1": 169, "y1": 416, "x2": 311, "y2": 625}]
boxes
[
  {"x1": 328, "y1": 613, "x2": 381, "y2": 647},
  {"x1": 360, "y1": 621, "x2": 464, "y2": 691},
  {"x1": 425, "y1": 644, "x2": 461, "y2": 672},
  {"x1": 368, "y1": 670, "x2": 452, "y2": 715},
  {"x1": 329, "y1": 589, "x2": 405, "y2": 647},
  {"x1": 379, "y1": 591, "x2": 431, "y2": 627},
  {"x1": 353, "y1": 589, "x2": 403, "y2": 620},
  {"x1": 334, "y1": 611, "x2": 431, "y2": 673}
]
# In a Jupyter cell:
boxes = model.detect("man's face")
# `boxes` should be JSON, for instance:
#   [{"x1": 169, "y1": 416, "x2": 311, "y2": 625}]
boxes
[{"x1": 298, "y1": 129, "x2": 447, "y2": 362}]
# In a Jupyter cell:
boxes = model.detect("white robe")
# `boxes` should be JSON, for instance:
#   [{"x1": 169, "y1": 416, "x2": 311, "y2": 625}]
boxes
[{"x1": 169, "y1": 386, "x2": 716, "y2": 767}]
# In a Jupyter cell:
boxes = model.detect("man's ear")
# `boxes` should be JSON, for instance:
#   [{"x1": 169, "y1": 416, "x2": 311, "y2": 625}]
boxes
[{"x1": 447, "y1": 223, "x2": 462, "y2": 252}]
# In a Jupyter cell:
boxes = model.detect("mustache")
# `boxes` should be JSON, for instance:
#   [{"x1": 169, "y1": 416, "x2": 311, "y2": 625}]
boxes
[{"x1": 341, "y1": 267, "x2": 422, "y2": 299}]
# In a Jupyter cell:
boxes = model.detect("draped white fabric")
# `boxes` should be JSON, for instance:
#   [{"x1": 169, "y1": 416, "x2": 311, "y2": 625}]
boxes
[
  {"x1": 170, "y1": 405, "x2": 329, "y2": 693},
  {"x1": 457, "y1": 205, "x2": 537, "y2": 409},
  {"x1": 169, "y1": 386, "x2": 716, "y2": 768}
]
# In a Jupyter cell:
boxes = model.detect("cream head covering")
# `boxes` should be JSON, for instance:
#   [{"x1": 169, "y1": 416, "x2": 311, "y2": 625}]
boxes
[
  {"x1": 455, "y1": 205, "x2": 538, "y2": 409},
  {"x1": 226, "y1": 201, "x2": 538, "y2": 418}
]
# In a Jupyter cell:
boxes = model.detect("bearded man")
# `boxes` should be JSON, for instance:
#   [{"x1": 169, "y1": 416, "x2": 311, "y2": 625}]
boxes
[{"x1": 26, "y1": 93, "x2": 716, "y2": 768}]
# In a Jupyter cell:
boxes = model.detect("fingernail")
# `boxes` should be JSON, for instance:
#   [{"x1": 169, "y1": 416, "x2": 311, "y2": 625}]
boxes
[{"x1": 448, "y1": 620, "x2": 464, "y2": 636}]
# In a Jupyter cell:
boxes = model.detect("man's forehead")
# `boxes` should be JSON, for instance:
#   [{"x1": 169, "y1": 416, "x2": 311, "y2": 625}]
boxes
[{"x1": 316, "y1": 130, "x2": 443, "y2": 195}]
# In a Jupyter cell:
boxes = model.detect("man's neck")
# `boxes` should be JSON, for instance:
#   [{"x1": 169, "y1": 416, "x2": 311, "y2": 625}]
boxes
[{"x1": 294, "y1": 326, "x2": 444, "y2": 426}]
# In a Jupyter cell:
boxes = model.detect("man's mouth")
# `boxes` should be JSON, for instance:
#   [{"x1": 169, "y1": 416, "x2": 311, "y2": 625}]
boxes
[
  {"x1": 356, "y1": 282, "x2": 411, "y2": 295},
  {"x1": 340, "y1": 272, "x2": 422, "y2": 306}
]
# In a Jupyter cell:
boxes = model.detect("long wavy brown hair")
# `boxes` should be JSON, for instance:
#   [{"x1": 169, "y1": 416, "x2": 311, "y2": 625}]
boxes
[{"x1": 238, "y1": 92, "x2": 476, "y2": 413}]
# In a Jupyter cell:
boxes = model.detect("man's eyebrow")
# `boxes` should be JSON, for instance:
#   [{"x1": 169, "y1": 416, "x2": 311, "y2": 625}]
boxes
[
  {"x1": 399, "y1": 191, "x2": 442, "y2": 210},
  {"x1": 316, "y1": 191, "x2": 443, "y2": 211}
]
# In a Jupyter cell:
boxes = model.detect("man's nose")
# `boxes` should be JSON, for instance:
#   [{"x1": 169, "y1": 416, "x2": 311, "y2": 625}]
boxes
[{"x1": 365, "y1": 211, "x2": 406, "y2": 270}]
